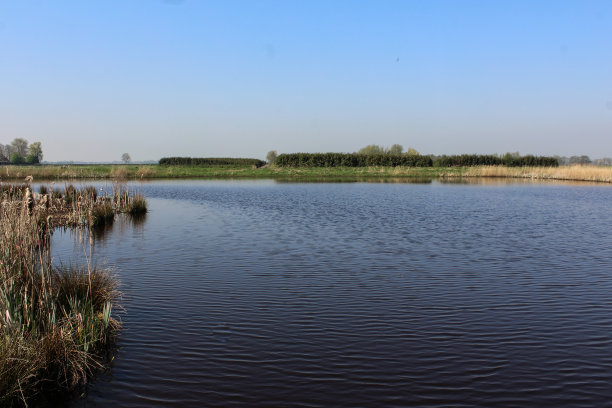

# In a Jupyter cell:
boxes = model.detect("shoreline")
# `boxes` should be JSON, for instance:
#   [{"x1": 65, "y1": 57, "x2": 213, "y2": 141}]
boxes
[{"x1": 1, "y1": 164, "x2": 612, "y2": 184}]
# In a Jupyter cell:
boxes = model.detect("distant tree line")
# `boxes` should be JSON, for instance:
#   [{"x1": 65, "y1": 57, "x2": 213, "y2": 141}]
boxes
[
  {"x1": 159, "y1": 157, "x2": 266, "y2": 167},
  {"x1": 432, "y1": 153, "x2": 559, "y2": 167},
  {"x1": 275, "y1": 153, "x2": 433, "y2": 167},
  {"x1": 0, "y1": 138, "x2": 43, "y2": 165},
  {"x1": 553, "y1": 155, "x2": 612, "y2": 166},
  {"x1": 272, "y1": 145, "x2": 560, "y2": 168},
  {"x1": 593, "y1": 157, "x2": 612, "y2": 166}
]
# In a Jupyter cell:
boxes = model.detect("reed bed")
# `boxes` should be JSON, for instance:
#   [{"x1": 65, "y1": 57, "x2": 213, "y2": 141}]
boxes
[
  {"x1": 0, "y1": 180, "x2": 146, "y2": 406},
  {"x1": 459, "y1": 165, "x2": 612, "y2": 183}
]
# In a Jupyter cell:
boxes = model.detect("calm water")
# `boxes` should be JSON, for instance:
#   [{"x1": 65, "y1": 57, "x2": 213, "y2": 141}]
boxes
[{"x1": 50, "y1": 179, "x2": 612, "y2": 407}]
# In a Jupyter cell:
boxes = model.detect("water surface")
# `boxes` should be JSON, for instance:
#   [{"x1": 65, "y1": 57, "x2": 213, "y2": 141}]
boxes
[{"x1": 50, "y1": 179, "x2": 612, "y2": 407}]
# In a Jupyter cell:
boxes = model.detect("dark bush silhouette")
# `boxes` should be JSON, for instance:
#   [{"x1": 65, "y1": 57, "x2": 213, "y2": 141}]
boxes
[
  {"x1": 275, "y1": 153, "x2": 433, "y2": 167},
  {"x1": 433, "y1": 154, "x2": 558, "y2": 167},
  {"x1": 159, "y1": 157, "x2": 266, "y2": 167}
]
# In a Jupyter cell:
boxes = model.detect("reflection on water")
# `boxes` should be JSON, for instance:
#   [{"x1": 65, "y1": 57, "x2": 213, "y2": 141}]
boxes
[
  {"x1": 44, "y1": 180, "x2": 612, "y2": 407},
  {"x1": 437, "y1": 176, "x2": 610, "y2": 186},
  {"x1": 89, "y1": 213, "x2": 147, "y2": 241},
  {"x1": 273, "y1": 177, "x2": 435, "y2": 184}
]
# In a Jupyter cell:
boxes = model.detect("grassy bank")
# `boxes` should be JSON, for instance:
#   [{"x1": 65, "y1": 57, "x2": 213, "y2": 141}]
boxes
[
  {"x1": 0, "y1": 182, "x2": 146, "y2": 406},
  {"x1": 2, "y1": 164, "x2": 612, "y2": 183},
  {"x1": 1, "y1": 164, "x2": 465, "y2": 180}
]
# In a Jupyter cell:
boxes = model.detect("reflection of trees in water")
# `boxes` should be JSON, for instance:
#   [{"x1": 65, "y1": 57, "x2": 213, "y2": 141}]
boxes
[{"x1": 274, "y1": 177, "x2": 434, "y2": 184}]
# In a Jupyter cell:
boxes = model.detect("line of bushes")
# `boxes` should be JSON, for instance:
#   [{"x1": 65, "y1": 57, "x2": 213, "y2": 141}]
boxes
[
  {"x1": 159, "y1": 157, "x2": 265, "y2": 167},
  {"x1": 274, "y1": 153, "x2": 558, "y2": 168},
  {"x1": 275, "y1": 153, "x2": 433, "y2": 167},
  {"x1": 433, "y1": 154, "x2": 558, "y2": 167}
]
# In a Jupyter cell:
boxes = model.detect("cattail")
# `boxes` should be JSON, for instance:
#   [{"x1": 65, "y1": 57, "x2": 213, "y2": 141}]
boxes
[{"x1": 24, "y1": 187, "x2": 34, "y2": 215}]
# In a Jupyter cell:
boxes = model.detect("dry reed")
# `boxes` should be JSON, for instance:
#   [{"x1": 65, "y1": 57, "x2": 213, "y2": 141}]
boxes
[
  {"x1": 0, "y1": 179, "x2": 146, "y2": 406},
  {"x1": 458, "y1": 165, "x2": 612, "y2": 183}
]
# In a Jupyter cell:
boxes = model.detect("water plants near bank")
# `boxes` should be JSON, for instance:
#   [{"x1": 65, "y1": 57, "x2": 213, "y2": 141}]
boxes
[
  {"x1": 0, "y1": 181, "x2": 146, "y2": 407},
  {"x1": 458, "y1": 165, "x2": 612, "y2": 183}
]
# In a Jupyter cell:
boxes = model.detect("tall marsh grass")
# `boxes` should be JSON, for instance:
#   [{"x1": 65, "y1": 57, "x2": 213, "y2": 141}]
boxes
[
  {"x1": 460, "y1": 165, "x2": 612, "y2": 183},
  {"x1": 128, "y1": 194, "x2": 147, "y2": 215},
  {"x1": 0, "y1": 180, "x2": 146, "y2": 406}
]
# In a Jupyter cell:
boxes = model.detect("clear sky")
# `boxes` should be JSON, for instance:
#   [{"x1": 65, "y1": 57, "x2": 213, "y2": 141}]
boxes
[{"x1": 1, "y1": 0, "x2": 611, "y2": 161}]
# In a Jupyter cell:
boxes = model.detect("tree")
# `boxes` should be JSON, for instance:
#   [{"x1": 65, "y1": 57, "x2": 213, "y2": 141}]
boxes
[
  {"x1": 266, "y1": 150, "x2": 278, "y2": 164},
  {"x1": 121, "y1": 153, "x2": 131, "y2": 164},
  {"x1": 25, "y1": 154, "x2": 39, "y2": 164},
  {"x1": 0, "y1": 144, "x2": 8, "y2": 162},
  {"x1": 553, "y1": 155, "x2": 570, "y2": 166},
  {"x1": 28, "y1": 142, "x2": 43, "y2": 163},
  {"x1": 10, "y1": 138, "x2": 29, "y2": 158},
  {"x1": 594, "y1": 157, "x2": 612, "y2": 166},
  {"x1": 569, "y1": 155, "x2": 592, "y2": 165},
  {"x1": 388, "y1": 144, "x2": 403, "y2": 155},
  {"x1": 357, "y1": 144, "x2": 386, "y2": 155},
  {"x1": 405, "y1": 147, "x2": 419, "y2": 156},
  {"x1": 10, "y1": 153, "x2": 24, "y2": 165}
]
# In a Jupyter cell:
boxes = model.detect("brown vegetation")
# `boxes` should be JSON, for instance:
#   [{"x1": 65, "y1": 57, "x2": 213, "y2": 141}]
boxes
[
  {"x1": 458, "y1": 165, "x2": 612, "y2": 183},
  {"x1": 0, "y1": 179, "x2": 146, "y2": 406}
]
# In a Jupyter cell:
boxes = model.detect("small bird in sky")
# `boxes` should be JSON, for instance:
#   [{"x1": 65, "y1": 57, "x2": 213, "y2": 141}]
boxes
[{"x1": 396, "y1": 57, "x2": 400, "y2": 62}]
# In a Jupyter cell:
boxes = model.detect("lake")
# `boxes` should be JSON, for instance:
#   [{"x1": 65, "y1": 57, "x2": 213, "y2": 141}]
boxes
[{"x1": 50, "y1": 179, "x2": 612, "y2": 407}]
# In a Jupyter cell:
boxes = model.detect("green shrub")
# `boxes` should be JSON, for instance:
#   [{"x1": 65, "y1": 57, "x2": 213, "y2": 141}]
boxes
[
  {"x1": 25, "y1": 154, "x2": 39, "y2": 164},
  {"x1": 433, "y1": 154, "x2": 559, "y2": 167},
  {"x1": 275, "y1": 153, "x2": 433, "y2": 167},
  {"x1": 159, "y1": 157, "x2": 266, "y2": 167},
  {"x1": 9, "y1": 154, "x2": 24, "y2": 165}
]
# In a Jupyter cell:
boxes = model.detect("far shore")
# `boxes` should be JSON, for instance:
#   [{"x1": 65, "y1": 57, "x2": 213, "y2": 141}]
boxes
[{"x1": 1, "y1": 164, "x2": 612, "y2": 184}]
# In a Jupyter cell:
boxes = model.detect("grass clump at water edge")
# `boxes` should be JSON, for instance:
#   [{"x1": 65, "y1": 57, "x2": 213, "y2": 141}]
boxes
[
  {"x1": 0, "y1": 180, "x2": 146, "y2": 406},
  {"x1": 127, "y1": 194, "x2": 147, "y2": 215}
]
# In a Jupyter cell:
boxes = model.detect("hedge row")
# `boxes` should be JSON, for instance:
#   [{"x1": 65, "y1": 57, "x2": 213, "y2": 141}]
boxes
[
  {"x1": 159, "y1": 157, "x2": 266, "y2": 167},
  {"x1": 275, "y1": 153, "x2": 433, "y2": 167},
  {"x1": 433, "y1": 154, "x2": 558, "y2": 167}
]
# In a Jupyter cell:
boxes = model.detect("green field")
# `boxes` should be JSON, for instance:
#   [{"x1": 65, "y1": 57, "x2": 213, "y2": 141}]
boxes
[
  {"x1": 1, "y1": 164, "x2": 611, "y2": 183},
  {"x1": 0, "y1": 164, "x2": 464, "y2": 181}
]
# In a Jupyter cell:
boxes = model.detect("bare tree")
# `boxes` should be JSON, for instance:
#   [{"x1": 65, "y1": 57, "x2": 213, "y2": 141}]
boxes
[
  {"x1": 10, "y1": 138, "x2": 29, "y2": 158},
  {"x1": 594, "y1": 157, "x2": 612, "y2": 166},
  {"x1": 0, "y1": 144, "x2": 8, "y2": 162},
  {"x1": 357, "y1": 145, "x2": 386, "y2": 155},
  {"x1": 388, "y1": 144, "x2": 404, "y2": 155},
  {"x1": 266, "y1": 150, "x2": 278, "y2": 164},
  {"x1": 121, "y1": 153, "x2": 132, "y2": 164},
  {"x1": 569, "y1": 155, "x2": 592, "y2": 165}
]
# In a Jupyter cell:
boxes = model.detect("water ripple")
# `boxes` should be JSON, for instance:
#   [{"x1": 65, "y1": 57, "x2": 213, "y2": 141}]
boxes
[{"x1": 54, "y1": 180, "x2": 612, "y2": 408}]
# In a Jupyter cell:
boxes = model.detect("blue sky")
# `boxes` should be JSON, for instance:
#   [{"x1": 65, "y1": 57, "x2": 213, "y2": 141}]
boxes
[{"x1": 1, "y1": 0, "x2": 611, "y2": 161}]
